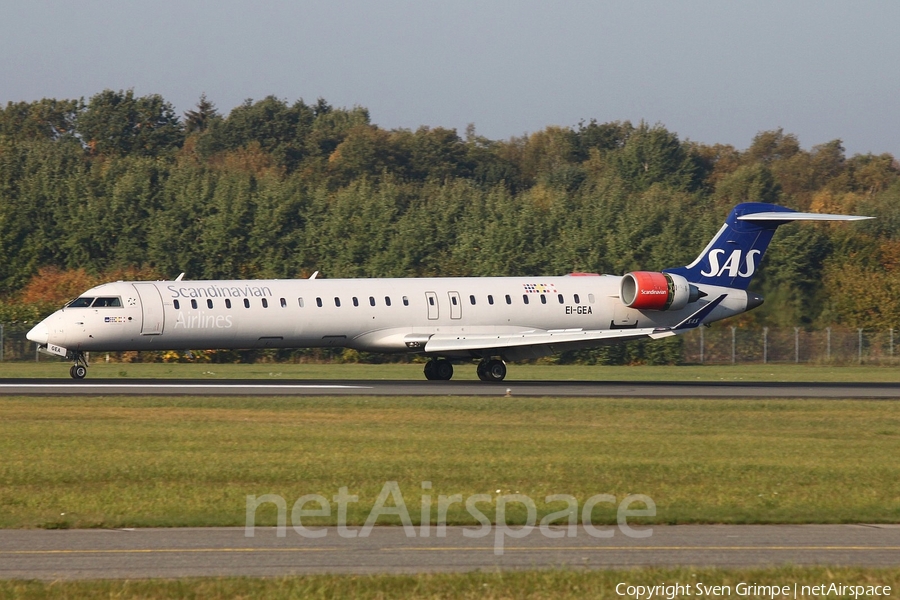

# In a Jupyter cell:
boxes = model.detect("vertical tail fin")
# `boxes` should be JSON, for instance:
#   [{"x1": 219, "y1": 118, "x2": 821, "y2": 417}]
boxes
[{"x1": 664, "y1": 203, "x2": 871, "y2": 290}]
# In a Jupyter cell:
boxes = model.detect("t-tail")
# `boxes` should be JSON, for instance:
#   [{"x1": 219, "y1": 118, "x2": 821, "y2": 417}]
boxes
[{"x1": 664, "y1": 202, "x2": 872, "y2": 290}]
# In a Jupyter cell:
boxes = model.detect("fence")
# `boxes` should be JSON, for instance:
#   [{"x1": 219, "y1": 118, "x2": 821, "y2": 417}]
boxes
[
  {"x1": 1, "y1": 322, "x2": 898, "y2": 365},
  {"x1": 0, "y1": 323, "x2": 43, "y2": 362},
  {"x1": 680, "y1": 326, "x2": 898, "y2": 365}
]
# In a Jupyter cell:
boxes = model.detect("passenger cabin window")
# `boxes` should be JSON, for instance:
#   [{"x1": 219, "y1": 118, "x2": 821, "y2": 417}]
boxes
[
  {"x1": 316, "y1": 297, "x2": 323, "y2": 308},
  {"x1": 488, "y1": 295, "x2": 494, "y2": 305},
  {"x1": 93, "y1": 297, "x2": 122, "y2": 307},
  {"x1": 370, "y1": 296, "x2": 376, "y2": 307},
  {"x1": 469, "y1": 295, "x2": 476, "y2": 305},
  {"x1": 225, "y1": 299, "x2": 232, "y2": 309},
  {"x1": 428, "y1": 296, "x2": 435, "y2": 306},
  {"x1": 68, "y1": 297, "x2": 94, "y2": 308},
  {"x1": 451, "y1": 296, "x2": 457, "y2": 306},
  {"x1": 540, "y1": 294, "x2": 547, "y2": 304},
  {"x1": 403, "y1": 296, "x2": 409, "y2": 306},
  {"x1": 244, "y1": 299, "x2": 250, "y2": 308},
  {"x1": 173, "y1": 299, "x2": 180, "y2": 310},
  {"x1": 207, "y1": 299, "x2": 213, "y2": 309},
  {"x1": 353, "y1": 297, "x2": 359, "y2": 307},
  {"x1": 298, "y1": 298, "x2": 304, "y2": 308},
  {"x1": 262, "y1": 298, "x2": 268, "y2": 308},
  {"x1": 191, "y1": 299, "x2": 198, "y2": 309},
  {"x1": 334, "y1": 297, "x2": 341, "y2": 307},
  {"x1": 558, "y1": 294, "x2": 564, "y2": 304},
  {"x1": 589, "y1": 293, "x2": 596, "y2": 303},
  {"x1": 280, "y1": 298, "x2": 286, "y2": 308},
  {"x1": 385, "y1": 296, "x2": 391, "y2": 307},
  {"x1": 574, "y1": 294, "x2": 581, "y2": 304},
  {"x1": 505, "y1": 294, "x2": 512, "y2": 305},
  {"x1": 522, "y1": 295, "x2": 529, "y2": 305}
]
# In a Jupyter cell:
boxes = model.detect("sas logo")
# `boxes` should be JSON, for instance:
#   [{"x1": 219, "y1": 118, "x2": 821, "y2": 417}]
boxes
[
  {"x1": 104, "y1": 316, "x2": 126, "y2": 323},
  {"x1": 701, "y1": 249, "x2": 761, "y2": 278}
]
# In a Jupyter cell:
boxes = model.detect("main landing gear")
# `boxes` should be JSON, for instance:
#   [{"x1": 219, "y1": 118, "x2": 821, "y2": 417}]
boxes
[
  {"x1": 423, "y1": 357, "x2": 508, "y2": 382},
  {"x1": 477, "y1": 358, "x2": 507, "y2": 382},
  {"x1": 424, "y1": 358, "x2": 454, "y2": 381},
  {"x1": 68, "y1": 352, "x2": 88, "y2": 380}
]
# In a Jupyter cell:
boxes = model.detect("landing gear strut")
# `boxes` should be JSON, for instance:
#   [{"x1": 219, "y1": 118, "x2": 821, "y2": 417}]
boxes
[
  {"x1": 424, "y1": 359, "x2": 454, "y2": 381},
  {"x1": 69, "y1": 352, "x2": 88, "y2": 380},
  {"x1": 477, "y1": 358, "x2": 507, "y2": 382}
]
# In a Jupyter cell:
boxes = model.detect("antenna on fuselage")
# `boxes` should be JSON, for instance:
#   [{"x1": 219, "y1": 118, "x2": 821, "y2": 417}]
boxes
[
  {"x1": 175, "y1": 273, "x2": 185, "y2": 281},
  {"x1": 309, "y1": 271, "x2": 319, "y2": 279}
]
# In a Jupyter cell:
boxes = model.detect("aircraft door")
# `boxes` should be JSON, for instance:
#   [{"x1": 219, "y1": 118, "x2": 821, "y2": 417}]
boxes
[
  {"x1": 425, "y1": 292, "x2": 439, "y2": 320},
  {"x1": 448, "y1": 291, "x2": 462, "y2": 320},
  {"x1": 133, "y1": 283, "x2": 165, "y2": 335}
]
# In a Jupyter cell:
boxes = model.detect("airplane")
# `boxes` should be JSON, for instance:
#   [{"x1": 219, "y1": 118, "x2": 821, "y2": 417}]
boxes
[{"x1": 26, "y1": 202, "x2": 870, "y2": 381}]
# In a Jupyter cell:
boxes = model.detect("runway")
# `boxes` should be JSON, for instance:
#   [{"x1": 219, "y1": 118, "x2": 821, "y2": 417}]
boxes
[
  {"x1": 1, "y1": 379, "x2": 900, "y2": 398},
  {"x1": 2, "y1": 525, "x2": 899, "y2": 579}
]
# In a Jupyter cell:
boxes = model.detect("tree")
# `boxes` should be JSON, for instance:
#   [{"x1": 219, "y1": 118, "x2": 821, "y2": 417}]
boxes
[
  {"x1": 608, "y1": 122, "x2": 700, "y2": 192},
  {"x1": 77, "y1": 89, "x2": 183, "y2": 157},
  {"x1": 0, "y1": 98, "x2": 82, "y2": 142},
  {"x1": 184, "y1": 93, "x2": 220, "y2": 134}
]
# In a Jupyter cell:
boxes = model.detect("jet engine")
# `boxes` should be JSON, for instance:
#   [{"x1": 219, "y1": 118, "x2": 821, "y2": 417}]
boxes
[{"x1": 620, "y1": 271, "x2": 704, "y2": 311}]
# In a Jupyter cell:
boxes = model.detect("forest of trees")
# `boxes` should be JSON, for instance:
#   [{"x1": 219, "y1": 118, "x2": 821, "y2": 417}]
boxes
[{"x1": 1, "y1": 89, "x2": 899, "y2": 342}]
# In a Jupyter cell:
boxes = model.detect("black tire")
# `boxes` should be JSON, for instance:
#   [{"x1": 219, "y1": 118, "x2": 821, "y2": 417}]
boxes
[
  {"x1": 72, "y1": 365, "x2": 87, "y2": 379},
  {"x1": 434, "y1": 360, "x2": 453, "y2": 381},
  {"x1": 476, "y1": 359, "x2": 490, "y2": 381},
  {"x1": 423, "y1": 360, "x2": 437, "y2": 380},
  {"x1": 485, "y1": 359, "x2": 506, "y2": 382}
]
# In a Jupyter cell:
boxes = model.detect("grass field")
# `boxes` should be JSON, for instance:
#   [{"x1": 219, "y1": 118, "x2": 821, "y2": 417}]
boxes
[
  {"x1": 1, "y1": 567, "x2": 898, "y2": 599},
  {"x1": 3, "y1": 361, "x2": 900, "y2": 381},
  {"x1": 1, "y1": 394, "x2": 898, "y2": 529}
]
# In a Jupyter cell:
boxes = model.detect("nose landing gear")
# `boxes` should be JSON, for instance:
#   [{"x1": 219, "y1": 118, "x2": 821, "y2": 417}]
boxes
[{"x1": 68, "y1": 352, "x2": 88, "y2": 379}]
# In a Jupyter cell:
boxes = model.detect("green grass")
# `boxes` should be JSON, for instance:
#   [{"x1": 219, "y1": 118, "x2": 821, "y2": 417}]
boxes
[
  {"x1": 3, "y1": 361, "x2": 900, "y2": 381},
  {"x1": 1, "y1": 567, "x2": 898, "y2": 599},
  {"x1": 1, "y1": 395, "x2": 899, "y2": 529}
]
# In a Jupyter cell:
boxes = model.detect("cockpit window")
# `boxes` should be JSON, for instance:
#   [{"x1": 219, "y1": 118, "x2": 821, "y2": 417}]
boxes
[
  {"x1": 67, "y1": 297, "x2": 95, "y2": 308},
  {"x1": 92, "y1": 297, "x2": 122, "y2": 307}
]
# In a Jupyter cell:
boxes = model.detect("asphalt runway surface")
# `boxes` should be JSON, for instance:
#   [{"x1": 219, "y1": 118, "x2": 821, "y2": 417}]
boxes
[
  {"x1": 1, "y1": 379, "x2": 900, "y2": 398},
  {"x1": 2, "y1": 525, "x2": 899, "y2": 579}
]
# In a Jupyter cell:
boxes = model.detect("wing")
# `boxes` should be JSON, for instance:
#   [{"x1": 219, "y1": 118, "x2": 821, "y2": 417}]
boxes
[{"x1": 423, "y1": 294, "x2": 726, "y2": 355}]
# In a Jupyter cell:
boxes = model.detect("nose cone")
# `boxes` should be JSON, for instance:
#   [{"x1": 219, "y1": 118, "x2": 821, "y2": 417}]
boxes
[{"x1": 27, "y1": 321, "x2": 49, "y2": 345}]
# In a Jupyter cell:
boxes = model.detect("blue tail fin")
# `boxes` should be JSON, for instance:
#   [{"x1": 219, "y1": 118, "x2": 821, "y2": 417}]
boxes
[
  {"x1": 664, "y1": 203, "x2": 798, "y2": 290},
  {"x1": 665, "y1": 202, "x2": 871, "y2": 289}
]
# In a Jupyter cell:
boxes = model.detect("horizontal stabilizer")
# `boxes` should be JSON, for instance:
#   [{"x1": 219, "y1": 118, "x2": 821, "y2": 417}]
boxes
[{"x1": 737, "y1": 212, "x2": 873, "y2": 222}]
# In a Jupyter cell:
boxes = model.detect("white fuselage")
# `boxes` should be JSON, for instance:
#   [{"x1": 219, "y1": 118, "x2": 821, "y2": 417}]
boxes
[{"x1": 34, "y1": 275, "x2": 748, "y2": 361}]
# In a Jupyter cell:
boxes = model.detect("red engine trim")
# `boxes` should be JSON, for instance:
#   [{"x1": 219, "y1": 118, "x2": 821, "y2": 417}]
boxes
[{"x1": 624, "y1": 271, "x2": 671, "y2": 310}]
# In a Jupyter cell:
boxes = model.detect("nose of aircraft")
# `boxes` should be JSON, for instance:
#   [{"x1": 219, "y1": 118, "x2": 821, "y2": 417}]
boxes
[{"x1": 26, "y1": 320, "x2": 49, "y2": 345}]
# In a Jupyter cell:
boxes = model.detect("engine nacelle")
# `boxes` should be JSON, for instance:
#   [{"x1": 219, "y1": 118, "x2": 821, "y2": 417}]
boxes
[{"x1": 621, "y1": 271, "x2": 703, "y2": 311}]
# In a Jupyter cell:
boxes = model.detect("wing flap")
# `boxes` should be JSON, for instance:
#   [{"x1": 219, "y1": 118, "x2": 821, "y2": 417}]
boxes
[{"x1": 424, "y1": 327, "x2": 663, "y2": 353}]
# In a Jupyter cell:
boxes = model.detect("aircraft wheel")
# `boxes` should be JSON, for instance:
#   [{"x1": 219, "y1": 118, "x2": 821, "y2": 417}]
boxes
[
  {"x1": 434, "y1": 359, "x2": 453, "y2": 381},
  {"x1": 423, "y1": 360, "x2": 437, "y2": 380},
  {"x1": 476, "y1": 359, "x2": 490, "y2": 382},
  {"x1": 71, "y1": 365, "x2": 87, "y2": 379},
  {"x1": 484, "y1": 359, "x2": 506, "y2": 382}
]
